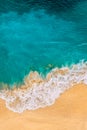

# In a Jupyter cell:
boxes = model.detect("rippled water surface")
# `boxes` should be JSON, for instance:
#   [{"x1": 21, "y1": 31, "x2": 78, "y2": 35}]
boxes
[{"x1": 0, "y1": 0, "x2": 87, "y2": 84}]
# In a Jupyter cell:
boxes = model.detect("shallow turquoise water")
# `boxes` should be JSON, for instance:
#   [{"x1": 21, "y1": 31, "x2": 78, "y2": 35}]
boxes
[{"x1": 0, "y1": 0, "x2": 87, "y2": 85}]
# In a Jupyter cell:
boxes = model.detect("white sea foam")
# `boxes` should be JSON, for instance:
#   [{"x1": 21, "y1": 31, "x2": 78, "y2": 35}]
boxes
[{"x1": 0, "y1": 61, "x2": 87, "y2": 113}]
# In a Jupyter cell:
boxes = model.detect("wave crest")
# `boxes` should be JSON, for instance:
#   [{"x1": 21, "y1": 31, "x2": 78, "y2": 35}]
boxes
[{"x1": 0, "y1": 61, "x2": 87, "y2": 113}]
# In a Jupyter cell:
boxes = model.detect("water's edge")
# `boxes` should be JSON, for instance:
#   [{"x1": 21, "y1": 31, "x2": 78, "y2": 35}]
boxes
[{"x1": 0, "y1": 61, "x2": 87, "y2": 113}]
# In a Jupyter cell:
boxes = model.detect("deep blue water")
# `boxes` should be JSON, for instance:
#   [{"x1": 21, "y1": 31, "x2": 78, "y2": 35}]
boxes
[{"x1": 0, "y1": 0, "x2": 87, "y2": 85}]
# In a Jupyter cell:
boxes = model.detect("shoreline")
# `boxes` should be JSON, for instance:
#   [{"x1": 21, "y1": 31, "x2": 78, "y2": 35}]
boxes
[
  {"x1": 0, "y1": 84, "x2": 87, "y2": 130},
  {"x1": 0, "y1": 61, "x2": 87, "y2": 113}
]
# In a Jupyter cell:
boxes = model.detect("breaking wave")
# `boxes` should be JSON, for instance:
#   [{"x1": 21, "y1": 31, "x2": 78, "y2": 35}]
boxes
[{"x1": 0, "y1": 61, "x2": 87, "y2": 113}]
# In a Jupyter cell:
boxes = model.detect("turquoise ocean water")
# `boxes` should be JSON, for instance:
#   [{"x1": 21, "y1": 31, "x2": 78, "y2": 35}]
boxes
[{"x1": 0, "y1": 0, "x2": 87, "y2": 85}]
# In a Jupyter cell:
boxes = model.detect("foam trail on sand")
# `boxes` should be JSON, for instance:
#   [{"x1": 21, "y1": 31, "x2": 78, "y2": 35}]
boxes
[{"x1": 0, "y1": 61, "x2": 87, "y2": 113}]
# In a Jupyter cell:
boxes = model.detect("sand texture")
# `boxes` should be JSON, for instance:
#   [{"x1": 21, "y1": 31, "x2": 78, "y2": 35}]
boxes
[{"x1": 0, "y1": 84, "x2": 87, "y2": 130}]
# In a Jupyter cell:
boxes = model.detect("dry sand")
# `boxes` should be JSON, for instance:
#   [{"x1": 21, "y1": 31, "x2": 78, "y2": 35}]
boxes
[{"x1": 0, "y1": 83, "x2": 87, "y2": 130}]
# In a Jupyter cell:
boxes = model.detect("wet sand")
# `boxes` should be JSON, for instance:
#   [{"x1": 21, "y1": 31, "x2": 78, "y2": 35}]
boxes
[{"x1": 0, "y1": 83, "x2": 87, "y2": 130}]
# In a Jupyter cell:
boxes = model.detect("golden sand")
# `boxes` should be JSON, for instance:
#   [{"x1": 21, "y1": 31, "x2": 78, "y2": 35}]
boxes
[{"x1": 0, "y1": 84, "x2": 87, "y2": 130}]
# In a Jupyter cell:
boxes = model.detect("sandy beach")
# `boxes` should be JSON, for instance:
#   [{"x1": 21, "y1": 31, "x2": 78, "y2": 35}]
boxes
[
  {"x1": 0, "y1": 0, "x2": 87, "y2": 129},
  {"x1": 0, "y1": 83, "x2": 87, "y2": 130}
]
